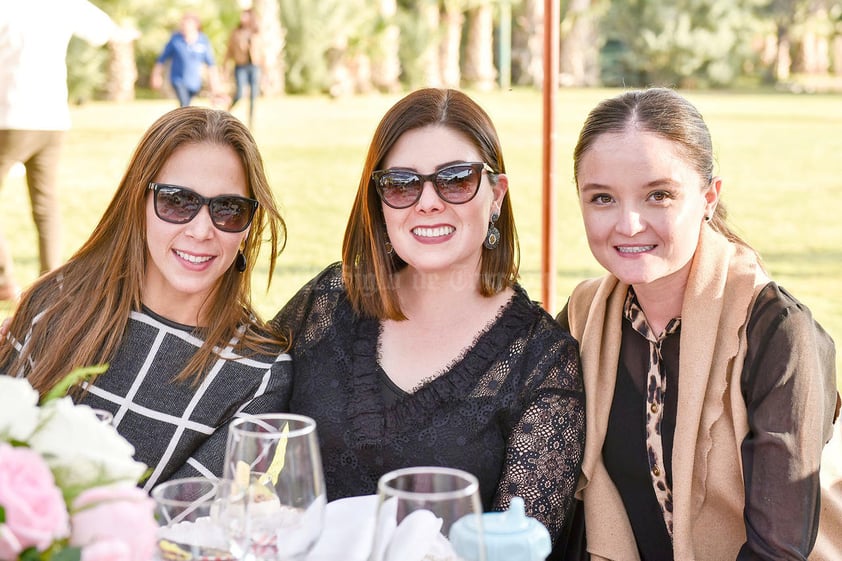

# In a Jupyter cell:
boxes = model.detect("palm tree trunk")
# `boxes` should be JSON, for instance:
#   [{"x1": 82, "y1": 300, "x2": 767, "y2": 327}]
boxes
[
  {"x1": 255, "y1": 0, "x2": 286, "y2": 96},
  {"x1": 462, "y1": 4, "x2": 496, "y2": 90},
  {"x1": 420, "y1": 0, "x2": 442, "y2": 87},
  {"x1": 372, "y1": 0, "x2": 401, "y2": 92},
  {"x1": 512, "y1": 0, "x2": 544, "y2": 86},
  {"x1": 559, "y1": 0, "x2": 600, "y2": 86},
  {"x1": 106, "y1": 40, "x2": 136, "y2": 101},
  {"x1": 440, "y1": 3, "x2": 463, "y2": 88}
]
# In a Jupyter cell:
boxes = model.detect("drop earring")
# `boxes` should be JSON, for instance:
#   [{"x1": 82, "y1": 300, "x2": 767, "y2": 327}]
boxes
[
  {"x1": 235, "y1": 250, "x2": 247, "y2": 272},
  {"x1": 384, "y1": 230, "x2": 394, "y2": 255},
  {"x1": 484, "y1": 211, "x2": 501, "y2": 250}
]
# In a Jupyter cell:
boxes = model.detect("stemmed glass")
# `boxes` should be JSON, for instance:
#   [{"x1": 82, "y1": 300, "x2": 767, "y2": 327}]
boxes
[
  {"x1": 220, "y1": 413, "x2": 326, "y2": 561},
  {"x1": 369, "y1": 466, "x2": 486, "y2": 561},
  {"x1": 152, "y1": 477, "x2": 234, "y2": 560}
]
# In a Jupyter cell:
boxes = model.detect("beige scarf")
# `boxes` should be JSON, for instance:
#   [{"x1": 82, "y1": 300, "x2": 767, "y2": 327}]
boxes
[{"x1": 567, "y1": 226, "x2": 770, "y2": 560}]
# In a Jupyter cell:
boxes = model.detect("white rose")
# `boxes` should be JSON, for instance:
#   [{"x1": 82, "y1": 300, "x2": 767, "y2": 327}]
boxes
[
  {"x1": 0, "y1": 376, "x2": 40, "y2": 442},
  {"x1": 29, "y1": 398, "x2": 147, "y2": 488}
]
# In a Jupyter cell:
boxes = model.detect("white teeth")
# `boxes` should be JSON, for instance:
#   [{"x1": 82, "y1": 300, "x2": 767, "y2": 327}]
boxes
[
  {"x1": 412, "y1": 226, "x2": 454, "y2": 238},
  {"x1": 175, "y1": 250, "x2": 213, "y2": 264},
  {"x1": 617, "y1": 245, "x2": 655, "y2": 254}
]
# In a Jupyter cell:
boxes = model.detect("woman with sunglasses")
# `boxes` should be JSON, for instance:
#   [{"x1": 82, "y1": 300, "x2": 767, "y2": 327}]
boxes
[
  {"x1": 272, "y1": 88, "x2": 585, "y2": 552},
  {"x1": 0, "y1": 107, "x2": 291, "y2": 491}
]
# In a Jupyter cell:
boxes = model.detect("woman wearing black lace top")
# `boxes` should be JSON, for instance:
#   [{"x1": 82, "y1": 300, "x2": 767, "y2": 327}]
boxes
[{"x1": 272, "y1": 88, "x2": 585, "y2": 551}]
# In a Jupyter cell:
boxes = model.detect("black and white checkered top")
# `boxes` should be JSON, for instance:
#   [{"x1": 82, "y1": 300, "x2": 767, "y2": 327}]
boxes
[{"x1": 5, "y1": 307, "x2": 292, "y2": 491}]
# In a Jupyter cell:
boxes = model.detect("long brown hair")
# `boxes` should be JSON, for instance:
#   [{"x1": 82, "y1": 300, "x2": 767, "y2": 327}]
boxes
[
  {"x1": 573, "y1": 87, "x2": 753, "y2": 251},
  {"x1": 342, "y1": 88, "x2": 520, "y2": 320},
  {"x1": 0, "y1": 107, "x2": 287, "y2": 394}
]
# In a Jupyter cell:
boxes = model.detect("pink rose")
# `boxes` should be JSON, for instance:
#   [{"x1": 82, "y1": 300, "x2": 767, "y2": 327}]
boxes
[
  {"x1": 70, "y1": 483, "x2": 157, "y2": 561},
  {"x1": 79, "y1": 540, "x2": 131, "y2": 561},
  {"x1": 0, "y1": 443, "x2": 70, "y2": 555},
  {"x1": 0, "y1": 525, "x2": 23, "y2": 560}
]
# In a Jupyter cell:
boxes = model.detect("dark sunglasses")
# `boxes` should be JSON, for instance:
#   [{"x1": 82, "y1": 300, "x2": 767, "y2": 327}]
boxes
[
  {"x1": 147, "y1": 183, "x2": 258, "y2": 233},
  {"x1": 371, "y1": 162, "x2": 495, "y2": 209}
]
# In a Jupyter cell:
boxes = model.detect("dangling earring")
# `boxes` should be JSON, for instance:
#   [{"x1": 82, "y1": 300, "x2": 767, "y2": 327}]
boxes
[
  {"x1": 384, "y1": 231, "x2": 394, "y2": 255},
  {"x1": 235, "y1": 250, "x2": 247, "y2": 272},
  {"x1": 484, "y1": 211, "x2": 501, "y2": 250}
]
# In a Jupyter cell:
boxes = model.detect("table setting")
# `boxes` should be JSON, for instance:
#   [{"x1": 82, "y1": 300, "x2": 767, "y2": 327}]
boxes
[{"x1": 151, "y1": 413, "x2": 551, "y2": 561}]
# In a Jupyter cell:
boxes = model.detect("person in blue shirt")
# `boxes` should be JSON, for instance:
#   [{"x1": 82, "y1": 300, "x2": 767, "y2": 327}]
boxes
[{"x1": 150, "y1": 12, "x2": 220, "y2": 107}]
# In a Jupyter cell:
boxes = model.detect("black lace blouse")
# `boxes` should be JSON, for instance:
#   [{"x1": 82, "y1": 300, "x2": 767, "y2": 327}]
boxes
[{"x1": 271, "y1": 263, "x2": 586, "y2": 544}]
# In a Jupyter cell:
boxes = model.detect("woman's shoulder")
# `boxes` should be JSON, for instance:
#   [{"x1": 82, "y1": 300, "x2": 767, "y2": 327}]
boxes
[
  {"x1": 283, "y1": 262, "x2": 345, "y2": 308},
  {"x1": 310, "y1": 262, "x2": 345, "y2": 291},
  {"x1": 509, "y1": 284, "x2": 579, "y2": 347},
  {"x1": 749, "y1": 282, "x2": 829, "y2": 334},
  {"x1": 270, "y1": 262, "x2": 349, "y2": 347},
  {"x1": 746, "y1": 281, "x2": 835, "y2": 361},
  {"x1": 499, "y1": 285, "x2": 582, "y2": 390}
]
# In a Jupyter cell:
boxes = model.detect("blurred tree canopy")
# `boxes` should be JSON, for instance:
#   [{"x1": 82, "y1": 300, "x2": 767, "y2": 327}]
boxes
[{"x1": 67, "y1": 0, "x2": 842, "y2": 103}]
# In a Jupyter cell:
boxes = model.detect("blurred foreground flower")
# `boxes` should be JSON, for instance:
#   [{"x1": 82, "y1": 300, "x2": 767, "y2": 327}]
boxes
[{"x1": 0, "y1": 374, "x2": 155, "y2": 561}]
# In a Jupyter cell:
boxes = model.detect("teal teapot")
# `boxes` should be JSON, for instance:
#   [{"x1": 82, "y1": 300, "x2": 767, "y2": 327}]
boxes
[{"x1": 450, "y1": 496, "x2": 552, "y2": 561}]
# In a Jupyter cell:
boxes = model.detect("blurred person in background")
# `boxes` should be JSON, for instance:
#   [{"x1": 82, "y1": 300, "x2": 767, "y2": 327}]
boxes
[
  {"x1": 224, "y1": 7, "x2": 263, "y2": 128},
  {"x1": 150, "y1": 12, "x2": 221, "y2": 108},
  {"x1": 0, "y1": 0, "x2": 137, "y2": 303}
]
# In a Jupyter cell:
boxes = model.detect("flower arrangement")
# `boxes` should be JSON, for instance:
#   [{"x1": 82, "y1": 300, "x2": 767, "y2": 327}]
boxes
[{"x1": 0, "y1": 371, "x2": 157, "y2": 561}]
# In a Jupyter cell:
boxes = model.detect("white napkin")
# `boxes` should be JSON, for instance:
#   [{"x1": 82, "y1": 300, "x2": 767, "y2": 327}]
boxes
[
  {"x1": 309, "y1": 495, "x2": 460, "y2": 561},
  {"x1": 306, "y1": 494, "x2": 378, "y2": 561}
]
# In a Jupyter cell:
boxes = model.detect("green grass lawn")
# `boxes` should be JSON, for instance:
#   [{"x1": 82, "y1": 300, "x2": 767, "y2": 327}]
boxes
[{"x1": 2, "y1": 88, "x2": 841, "y2": 386}]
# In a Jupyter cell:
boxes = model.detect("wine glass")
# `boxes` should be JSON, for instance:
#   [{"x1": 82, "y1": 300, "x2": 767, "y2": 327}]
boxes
[
  {"x1": 369, "y1": 466, "x2": 486, "y2": 561},
  {"x1": 221, "y1": 413, "x2": 326, "y2": 561},
  {"x1": 151, "y1": 477, "x2": 234, "y2": 561}
]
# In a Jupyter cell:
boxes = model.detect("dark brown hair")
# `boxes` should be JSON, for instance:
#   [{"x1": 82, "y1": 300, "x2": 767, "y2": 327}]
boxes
[{"x1": 342, "y1": 88, "x2": 519, "y2": 320}]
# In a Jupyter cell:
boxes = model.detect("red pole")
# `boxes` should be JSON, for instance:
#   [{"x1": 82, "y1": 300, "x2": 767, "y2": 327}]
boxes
[{"x1": 541, "y1": 0, "x2": 559, "y2": 312}]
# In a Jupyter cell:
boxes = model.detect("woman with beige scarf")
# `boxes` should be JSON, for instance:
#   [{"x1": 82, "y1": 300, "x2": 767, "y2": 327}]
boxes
[{"x1": 557, "y1": 88, "x2": 839, "y2": 560}]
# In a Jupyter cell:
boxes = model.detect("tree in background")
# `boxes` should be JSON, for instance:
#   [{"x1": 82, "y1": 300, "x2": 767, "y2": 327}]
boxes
[
  {"x1": 559, "y1": 0, "x2": 605, "y2": 86},
  {"x1": 755, "y1": 0, "x2": 842, "y2": 86},
  {"x1": 511, "y1": 0, "x2": 545, "y2": 85},
  {"x1": 279, "y1": 0, "x2": 379, "y2": 94},
  {"x1": 396, "y1": 0, "x2": 444, "y2": 88},
  {"x1": 462, "y1": 1, "x2": 498, "y2": 90},
  {"x1": 253, "y1": 0, "x2": 286, "y2": 96},
  {"x1": 66, "y1": 0, "x2": 842, "y2": 101},
  {"x1": 600, "y1": 0, "x2": 763, "y2": 88},
  {"x1": 371, "y1": 0, "x2": 402, "y2": 93},
  {"x1": 441, "y1": 0, "x2": 466, "y2": 88},
  {"x1": 67, "y1": 0, "x2": 137, "y2": 103}
]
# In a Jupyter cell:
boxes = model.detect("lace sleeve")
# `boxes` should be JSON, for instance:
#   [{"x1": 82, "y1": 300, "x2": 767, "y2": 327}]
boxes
[
  {"x1": 271, "y1": 263, "x2": 344, "y2": 352},
  {"x1": 493, "y1": 327, "x2": 586, "y2": 545}
]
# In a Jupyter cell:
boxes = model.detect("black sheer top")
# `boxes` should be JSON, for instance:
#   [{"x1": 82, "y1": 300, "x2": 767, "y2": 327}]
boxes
[
  {"x1": 272, "y1": 263, "x2": 586, "y2": 543},
  {"x1": 561, "y1": 282, "x2": 838, "y2": 560}
]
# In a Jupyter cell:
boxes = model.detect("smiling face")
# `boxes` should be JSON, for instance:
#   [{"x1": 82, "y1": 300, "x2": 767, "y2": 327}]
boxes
[
  {"x1": 380, "y1": 125, "x2": 507, "y2": 280},
  {"x1": 143, "y1": 142, "x2": 249, "y2": 323},
  {"x1": 577, "y1": 128, "x2": 720, "y2": 293}
]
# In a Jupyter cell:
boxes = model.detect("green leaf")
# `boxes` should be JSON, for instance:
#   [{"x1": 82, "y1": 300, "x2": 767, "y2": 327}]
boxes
[
  {"x1": 41, "y1": 364, "x2": 109, "y2": 403},
  {"x1": 51, "y1": 547, "x2": 82, "y2": 561},
  {"x1": 18, "y1": 547, "x2": 40, "y2": 561},
  {"x1": 0, "y1": 504, "x2": 5, "y2": 523}
]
